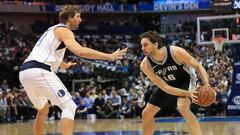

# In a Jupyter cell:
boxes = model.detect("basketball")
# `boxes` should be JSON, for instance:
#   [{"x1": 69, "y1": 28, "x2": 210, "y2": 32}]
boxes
[{"x1": 194, "y1": 86, "x2": 216, "y2": 107}]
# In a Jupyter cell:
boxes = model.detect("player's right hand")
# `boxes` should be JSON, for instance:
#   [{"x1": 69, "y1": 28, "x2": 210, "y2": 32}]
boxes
[
  {"x1": 189, "y1": 90, "x2": 198, "y2": 103},
  {"x1": 109, "y1": 48, "x2": 128, "y2": 61}
]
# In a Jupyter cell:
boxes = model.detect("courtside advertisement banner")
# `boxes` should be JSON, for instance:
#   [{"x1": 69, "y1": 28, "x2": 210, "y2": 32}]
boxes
[{"x1": 226, "y1": 52, "x2": 240, "y2": 115}]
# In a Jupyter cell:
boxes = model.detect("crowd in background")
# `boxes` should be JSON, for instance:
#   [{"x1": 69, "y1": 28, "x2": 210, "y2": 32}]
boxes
[{"x1": 0, "y1": 16, "x2": 233, "y2": 123}]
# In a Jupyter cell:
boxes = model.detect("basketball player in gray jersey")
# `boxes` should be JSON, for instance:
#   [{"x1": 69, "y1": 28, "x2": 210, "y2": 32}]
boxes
[
  {"x1": 19, "y1": 5, "x2": 127, "y2": 135},
  {"x1": 140, "y1": 31, "x2": 210, "y2": 135}
]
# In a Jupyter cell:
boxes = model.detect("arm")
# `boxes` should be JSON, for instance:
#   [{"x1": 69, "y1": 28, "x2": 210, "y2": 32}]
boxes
[
  {"x1": 173, "y1": 46, "x2": 209, "y2": 85},
  {"x1": 60, "y1": 61, "x2": 76, "y2": 70},
  {"x1": 55, "y1": 27, "x2": 127, "y2": 61},
  {"x1": 140, "y1": 57, "x2": 192, "y2": 97}
]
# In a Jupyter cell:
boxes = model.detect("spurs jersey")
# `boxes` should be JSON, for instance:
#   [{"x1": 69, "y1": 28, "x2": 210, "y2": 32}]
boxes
[
  {"x1": 147, "y1": 46, "x2": 197, "y2": 90},
  {"x1": 25, "y1": 23, "x2": 67, "y2": 72}
]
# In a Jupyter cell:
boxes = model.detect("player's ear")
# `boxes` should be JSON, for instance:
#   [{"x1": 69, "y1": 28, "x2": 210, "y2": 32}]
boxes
[
  {"x1": 68, "y1": 16, "x2": 74, "y2": 22},
  {"x1": 154, "y1": 42, "x2": 158, "y2": 48}
]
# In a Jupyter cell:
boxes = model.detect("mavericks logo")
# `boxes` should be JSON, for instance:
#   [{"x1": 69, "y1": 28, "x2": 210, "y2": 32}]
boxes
[
  {"x1": 236, "y1": 73, "x2": 240, "y2": 81},
  {"x1": 233, "y1": 0, "x2": 240, "y2": 9},
  {"x1": 232, "y1": 96, "x2": 240, "y2": 105},
  {"x1": 57, "y1": 89, "x2": 65, "y2": 97}
]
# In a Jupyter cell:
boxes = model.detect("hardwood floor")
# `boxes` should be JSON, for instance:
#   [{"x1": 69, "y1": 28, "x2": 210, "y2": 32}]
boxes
[{"x1": 0, "y1": 116, "x2": 239, "y2": 135}]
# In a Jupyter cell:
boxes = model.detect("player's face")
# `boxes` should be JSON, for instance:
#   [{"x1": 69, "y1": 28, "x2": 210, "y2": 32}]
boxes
[
  {"x1": 69, "y1": 12, "x2": 82, "y2": 30},
  {"x1": 141, "y1": 38, "x2": 157, "y2": 56}
]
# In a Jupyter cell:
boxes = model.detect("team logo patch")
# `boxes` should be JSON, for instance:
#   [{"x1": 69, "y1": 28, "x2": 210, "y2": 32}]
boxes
[
  {"x1": 236, "y1": 73, "x2": 240, "y2": 81},
  {"x1": 232, "y1": 96, "x2": 240, "y2": 105},
  {"x1": 57, "y1": 89, "x2": 65, "y2": 97}
]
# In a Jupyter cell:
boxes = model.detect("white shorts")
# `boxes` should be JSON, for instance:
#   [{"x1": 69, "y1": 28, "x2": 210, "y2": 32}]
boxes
[{"x1": 19, "y1": 68, "x2": 72, "y2": 110}]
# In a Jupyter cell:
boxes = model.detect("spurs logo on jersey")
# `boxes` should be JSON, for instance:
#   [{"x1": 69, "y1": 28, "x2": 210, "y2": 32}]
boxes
[
  {"x1": 155, "y1": 65, "x2": 178, "y2": 76},
  {"x1": 155, "y1": 65, "x2": 178, "y2": 81},
  {"x1": 147, "y1": 46, "x2": 195, "y2": 87}
]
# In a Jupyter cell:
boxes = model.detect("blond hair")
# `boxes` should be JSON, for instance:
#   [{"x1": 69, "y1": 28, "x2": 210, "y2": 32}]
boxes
[{"x1": 59, "y1": 5, "x2": 80, "y2": 24}]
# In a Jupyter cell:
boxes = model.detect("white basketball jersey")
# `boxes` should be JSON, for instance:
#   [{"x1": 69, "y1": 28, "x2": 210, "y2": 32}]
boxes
[{"x1": 25, "y1": 23, "x2": 67, "y2": 72}]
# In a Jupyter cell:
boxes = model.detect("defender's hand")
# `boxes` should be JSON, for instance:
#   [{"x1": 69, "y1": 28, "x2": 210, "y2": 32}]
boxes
[
  {"x1": 61, "y1": 61, "x2": 76, "y2": 70},
  {"x1": 109, "y1": 48, "x2": 128, "y2": 61},
  {"x1": 66, "y1": 61, "x2": 76, "y2": 69}
]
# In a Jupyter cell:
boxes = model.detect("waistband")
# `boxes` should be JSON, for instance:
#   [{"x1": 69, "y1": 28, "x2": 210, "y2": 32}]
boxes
[{"x1": 20, "y1": 60, "x2": 51, "y2": 72}]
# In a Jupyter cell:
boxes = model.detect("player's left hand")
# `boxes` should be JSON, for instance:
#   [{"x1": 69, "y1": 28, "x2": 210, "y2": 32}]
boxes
[
  {"x1": 109, "y1": 48, "x2": 128, "y2": 61},
  {"x1": 61, "y1": 61, "x2": 77, "y2": 70},
  {"x1": 190, "y1": 90, "x2": 198, "y2": 103},
  {"x1": 204, "y1": 84, "x2": 217, "y2": 97},
  {"x1": 66, "y1": 61, "x2": 77, "y2": 69}
]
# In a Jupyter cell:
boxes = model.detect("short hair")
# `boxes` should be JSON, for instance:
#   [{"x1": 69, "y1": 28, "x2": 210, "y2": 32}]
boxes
[
  {"x1": 140, "y1": 31, "x2": 162, "y2": 49},
  {"x1": 59, "y1": 5, "x2": 80, "y2": 24}
]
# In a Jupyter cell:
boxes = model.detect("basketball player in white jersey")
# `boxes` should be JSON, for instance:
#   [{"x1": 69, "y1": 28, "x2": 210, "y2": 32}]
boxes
[
  {"x1": 19, "y1": 5, "x2": 127, "y2": 135},
  {"x1": 140, "y1": 31, "x2": 210, "y2": 135}
]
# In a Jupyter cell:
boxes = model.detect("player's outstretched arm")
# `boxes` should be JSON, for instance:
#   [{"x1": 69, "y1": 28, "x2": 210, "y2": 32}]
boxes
[
  {"x1": 55, "y1": 27, "x2": 127, "y2": 61},
  {"x1": 140, "y1": 57, "x2": 198, "y2": 102}
]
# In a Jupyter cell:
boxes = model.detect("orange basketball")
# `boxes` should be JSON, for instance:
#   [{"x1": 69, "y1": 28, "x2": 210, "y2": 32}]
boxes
[{"x1": 195, "y1": 86, "x2": 216, "y2": 107}]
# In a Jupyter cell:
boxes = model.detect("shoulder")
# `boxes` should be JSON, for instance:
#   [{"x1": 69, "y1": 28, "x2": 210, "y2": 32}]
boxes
[
  {"x1": 170, "y1": 45, "x2": 189, "y2": 57},
  {"x1": 54, "y1": 26, "x2": 72, "y2": 34},
  {"x1": 140, "y1": 57, "x2": 154, "y2": 73},
  {"x1": 140, "y1": 57, "x2": 149, "y2": 68},
  {"x1": 54, "y1": 27, "x2": 74, "y2": 42},
  {"x1": 170, "y1": 45, "x2": 186, "y2": 53},
  {"x1": 170, "y1": 46, "x2": 189, "y2": 64}
]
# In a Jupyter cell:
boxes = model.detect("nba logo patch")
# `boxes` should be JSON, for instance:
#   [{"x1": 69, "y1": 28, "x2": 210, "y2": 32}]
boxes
[{"x1": 57, "y1": 89, "x2": 65, "y2": 97}]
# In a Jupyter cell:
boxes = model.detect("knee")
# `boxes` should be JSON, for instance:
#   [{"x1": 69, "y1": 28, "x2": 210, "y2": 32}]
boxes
[
  {"x1": 38, "y1": 105, "x2": 49, "y2": 116},
  {"x1": 142, "y1": 109, "x2": 154, "y2": 119},
  {"x1": 60, "y1": 100, "x2": 77, "y2": 120},
  {"x1": 177, "y1": 102, "x2": 189, "y2": 115}
]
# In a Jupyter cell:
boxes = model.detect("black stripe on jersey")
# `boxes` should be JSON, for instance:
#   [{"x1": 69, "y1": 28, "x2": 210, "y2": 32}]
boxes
[{"x1": 56, "y1": 42, "x2": 66, "y2": 50}]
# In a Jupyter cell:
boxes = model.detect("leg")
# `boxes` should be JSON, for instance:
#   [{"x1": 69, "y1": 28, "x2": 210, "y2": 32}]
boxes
[
  {"x1": 177, "y1": 97, "x2": 202, "y2": 135},
  {"x1": 142, "y1": 103, "x2": 160, "y2": 135},
  {"x1": 59, "y1": 100, "x2": 77, "y2": 135},
  {"x1": 60, "y1": 118, "x2": 74, "y2": 135},
  {"x1": 34, "y1": 102, "x2": 49, "y2": 135}
]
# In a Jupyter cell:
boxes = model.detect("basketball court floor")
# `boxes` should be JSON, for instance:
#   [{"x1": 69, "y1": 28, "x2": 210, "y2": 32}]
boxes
[{"x1": 0, "y1": 116, "x2": 240, "y2": 135}]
